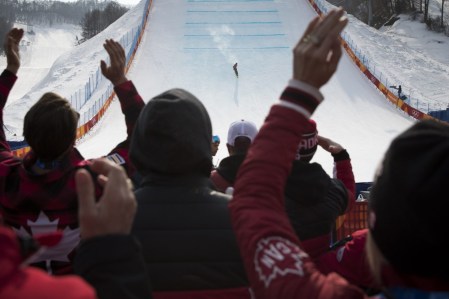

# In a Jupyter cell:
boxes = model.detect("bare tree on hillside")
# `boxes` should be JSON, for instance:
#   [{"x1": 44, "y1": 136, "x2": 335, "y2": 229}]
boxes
[
  {"x1": 102, "y1": 1, "x2": 128, "y2": 26},
  {"x1": 423, "y1": 0, "x2": 431, "y2": 21},
  {"x1": 81, "y1": 9, "x2": 101, "y2": 40},
  {"x1": 0, "y1": 0, "x2": 16, "y2": 55},
  {"x1": 441, "y1": 0, "x2": 447, "y2": 27}
]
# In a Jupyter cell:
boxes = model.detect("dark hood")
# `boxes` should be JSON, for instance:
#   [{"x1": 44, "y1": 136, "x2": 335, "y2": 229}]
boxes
[
  {"x1": 284, "y1": 161, "x2": 331, "y2": 204},
  {"x1": 130, "y1": 88, "x2": 212, "y2": 177}
]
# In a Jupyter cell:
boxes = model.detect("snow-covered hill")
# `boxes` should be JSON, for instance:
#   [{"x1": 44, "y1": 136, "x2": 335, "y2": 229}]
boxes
[{"x1": 2, "y1": 0, "x2": 449, "y2": 182}]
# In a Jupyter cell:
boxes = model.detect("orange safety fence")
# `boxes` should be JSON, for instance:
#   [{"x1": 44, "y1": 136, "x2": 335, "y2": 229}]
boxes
[
  {"x1": 305, "y1": 0, "x2": 438, "y2": 124},
  {"x1": 334, "y1": 200, "x2": 368, "y2": 240}
]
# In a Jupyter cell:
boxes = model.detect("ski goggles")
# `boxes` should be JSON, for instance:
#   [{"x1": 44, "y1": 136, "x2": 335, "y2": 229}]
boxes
[{"x1": 212, "y1": 135, "x2": 220, "y2": 143}]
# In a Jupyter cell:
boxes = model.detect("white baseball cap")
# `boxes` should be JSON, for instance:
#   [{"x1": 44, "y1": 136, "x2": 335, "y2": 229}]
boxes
[{"x1": 227, "y1": 120, "x2": 258, "y2": 146}]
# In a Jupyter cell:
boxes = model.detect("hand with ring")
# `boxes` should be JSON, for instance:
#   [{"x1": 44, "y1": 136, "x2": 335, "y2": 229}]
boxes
[
  {"x1": 293, "y1": 8, "x2": 348, "y2": 89},
  {"x1": 301, "y1": 34, "x2": 321, "y2": 47}
]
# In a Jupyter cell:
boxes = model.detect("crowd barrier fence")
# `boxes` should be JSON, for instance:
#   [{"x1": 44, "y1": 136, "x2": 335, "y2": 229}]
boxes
[
  {"x1": 306, "y1": 0, "x2": 439, "y2": 124},
  {"x1": 11, "y1": 0, "x2": 153, "y2": 158}
]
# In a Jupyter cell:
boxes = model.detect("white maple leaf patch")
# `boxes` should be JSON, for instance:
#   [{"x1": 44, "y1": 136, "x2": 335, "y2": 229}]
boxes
[
  {"x1": 254, "y1": 236, "x2": 308, "y2": 288},
  {"x1": 13, "y1": 211, "x2": 80, "y2": 265}
]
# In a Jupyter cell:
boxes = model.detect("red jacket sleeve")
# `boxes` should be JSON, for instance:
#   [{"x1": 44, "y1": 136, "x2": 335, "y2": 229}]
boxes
[
  {"x1": 0, "y1": 70, "x2": 18, "y2": 162},
  {"x1": 113, "y1": 81, "x2": 144, "y2": 140},
  {"x1": 333, "y1": 153, "x2": 356, "y2": 213},
  {"x1": 107, "y1": 81, "x2": 144, "y2": 177},
  {"x1": 228, "y1": 81, "x2": 367, "y2": 299},
  {"x1": 316, "y1": 229, "x2": 377, "y2": 289}
]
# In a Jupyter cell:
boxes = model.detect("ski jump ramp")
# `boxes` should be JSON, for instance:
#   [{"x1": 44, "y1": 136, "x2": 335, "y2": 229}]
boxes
[{"x1": 78, "y1": 0, "x2": 414, "y2": 182}]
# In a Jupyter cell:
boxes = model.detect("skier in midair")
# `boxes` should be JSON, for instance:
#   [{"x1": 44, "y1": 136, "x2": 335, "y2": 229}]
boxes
[{"x1": 233, "y1": 63, "x2": 238, "y2": 78}]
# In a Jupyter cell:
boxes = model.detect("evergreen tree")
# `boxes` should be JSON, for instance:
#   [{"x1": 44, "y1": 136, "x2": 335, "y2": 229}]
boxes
[{"x1": 80, "y1": 1, "x2": 128, "y2": 42}]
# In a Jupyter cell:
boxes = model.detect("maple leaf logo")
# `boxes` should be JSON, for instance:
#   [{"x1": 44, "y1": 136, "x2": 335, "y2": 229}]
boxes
[
  {"x1": 254, "y1": 236, "x2": 308, "y2": 288},
  {"x1": 13, "y1": 211, "x2": 80, "y2": 266}
]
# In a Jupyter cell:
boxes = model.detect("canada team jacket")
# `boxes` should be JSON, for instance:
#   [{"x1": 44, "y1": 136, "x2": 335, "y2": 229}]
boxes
[
  {"x1": 0, "y1": 226, "x2": 152, "y2": 299},
  {"x1": 228, "y1": 80, "x2": 371, "y2": 299},
  {"x1": 0, "y1": 69, "x2": 144, "y2": 274},
  {"x1": 228, "y1": 80, "x2": 449, "y2": 299}
]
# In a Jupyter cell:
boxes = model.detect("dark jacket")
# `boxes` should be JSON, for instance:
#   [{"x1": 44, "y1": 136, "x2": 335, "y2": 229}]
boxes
[
  {"x1": 0, "y1": 69, "x2": 144, "y2": 274},
  {"x1": 130, "y1": 89, "x2": 248, "y2": 295},
  {"x1": 212, "y1": 151, "x2": 353, "y2": 256},
  {"x1": 285, "y1": 157, "x2": 351, "y2": 242},
  {"x1": 132, "y1": 176, "x2": 247, "y2": 291},
  {"x1": 210, "y1": 154, "x2": 246, "y2": 192},
  {"x1": 74, "y1": 235, "x2": 152, "y2": 299}
]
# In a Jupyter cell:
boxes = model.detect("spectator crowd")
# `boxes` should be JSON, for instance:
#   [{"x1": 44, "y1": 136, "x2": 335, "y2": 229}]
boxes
[{"x1": 1, "y1": 7, "x2": 449, "y2": 299}]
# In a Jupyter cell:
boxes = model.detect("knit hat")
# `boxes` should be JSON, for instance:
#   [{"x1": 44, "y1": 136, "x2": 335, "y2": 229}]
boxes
[
  {"x1": 369, "y1": 119, "x2": 449, "y2": 279},
  {"x1": 130, "y1": 88, "x2": 213, "y2": 177},
  {"x1": 295, "y1": 119, "x2": 318, "y2": 161},
  {"x1": 227, "y1": 120, "x2": 258, "y2": 146}
]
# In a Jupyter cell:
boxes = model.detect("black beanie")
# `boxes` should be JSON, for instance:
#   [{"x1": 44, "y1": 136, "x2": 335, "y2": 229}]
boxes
[
  {"x1": 295, "y1": 119, "x2": 318, "y2": 162},
  {"x1": 369, "y1": 119, "x2": 449, "y2": 279},
  {"x1": 130, "y1": 88, "x2": 213, "y2": 177}
]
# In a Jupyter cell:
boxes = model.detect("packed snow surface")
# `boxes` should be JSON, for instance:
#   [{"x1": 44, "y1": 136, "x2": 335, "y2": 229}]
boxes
[{"x1": 2, "y1": 0, "x2": 449, "y2": 182}]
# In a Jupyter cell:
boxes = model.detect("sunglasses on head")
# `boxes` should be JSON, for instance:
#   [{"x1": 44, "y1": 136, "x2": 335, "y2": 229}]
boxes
[{"x1": 212, "y1": 135, "x2": 220, "y2": 143}]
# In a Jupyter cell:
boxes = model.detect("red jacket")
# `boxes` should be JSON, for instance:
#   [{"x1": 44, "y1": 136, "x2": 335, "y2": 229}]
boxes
[
  {"x1": 228, "y1": 80, "x2": 449, "y2": 299},
  {"x1": 0, "y1": 69, "x2": 144, "y2": 274},
  {"x1": 334, "y1": 156, "x2": 355, "y2": 213},
  {"x1": 0, "y1": 225, "x2": 152, "y2": 299},
  {"x1": 228, "y1": 80, "x2": 368, "y2": 299},
  {"x1": 316, "y1": 229, "x2": 376, "y2": 289},
  {"x1": 0, "y1": 226, "x2": 96, "y2": 299}
]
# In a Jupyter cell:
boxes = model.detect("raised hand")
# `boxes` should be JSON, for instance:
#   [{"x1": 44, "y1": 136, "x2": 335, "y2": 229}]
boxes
[
  {"x1": 293, "y1": 8, "x2": 348, "y2": 89},
  {"x1": 4, "y1": 28, "x2": 24, "y2": 75},
  {"x1": 317, "y1": 135, "x2": 344, "y2": 154},
  {"x1": 75, "y1": 158, "x2": 136, "y2": 240},
  {"x1": 100, "y1": 39, "x2": 128, "y2": 86}
]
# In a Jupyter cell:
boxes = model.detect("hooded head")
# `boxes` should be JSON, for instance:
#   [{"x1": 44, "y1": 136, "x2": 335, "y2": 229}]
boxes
[
  {"x1": 369, "y1": 119, "x2": 449, "y2": 279},
  {"x1": 130, "y1": 88, "x2": 213, "y2": 177}
]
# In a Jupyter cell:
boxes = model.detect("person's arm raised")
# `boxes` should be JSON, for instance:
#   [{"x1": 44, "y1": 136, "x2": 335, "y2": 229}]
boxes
[
  {"x1": 101, "y1": 39, "x2": 128, "y2": 86},
  {"x1": 100, "y1": 39, "x2": 144, "y2": 176},
  {"x1": 5, "y1": 28, "x2": 24, "y2": 75},
  {"x1": 1, "y1": 28, "x2": 23, "y2": 107},
  {"x1": 1, "y1": 28, "x2": 24, "y2": 159},
  {"x1": 317, "y1": 135, "x2": 344, "y2": 154},
  {"x1": 318, "y1": 135, "x2": 356, "y2": 211},
  {"x1": 229, "y1": 9, "x2": 365, "y2": 299},
  {"x1": 292, "y1": 9, "x2": 346, "y2": 88}
]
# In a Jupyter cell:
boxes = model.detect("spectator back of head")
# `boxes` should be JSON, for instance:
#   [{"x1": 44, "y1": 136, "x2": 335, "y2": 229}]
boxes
[
  {"x1": 227, "y1": 120, "x2": 258, "y2": 155},
  {"x1": 130, "y1": 88, "x2": 213, "y2": 177},
  {"x1": 23, "y1": 92, "x2": 79, "y2": 161},
  {"x1": 295, "y1": 119, "x2": 318, "y2": 162},
  {"x1": 369, "y1": 119, "x2": 449, "y2": 279}
]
